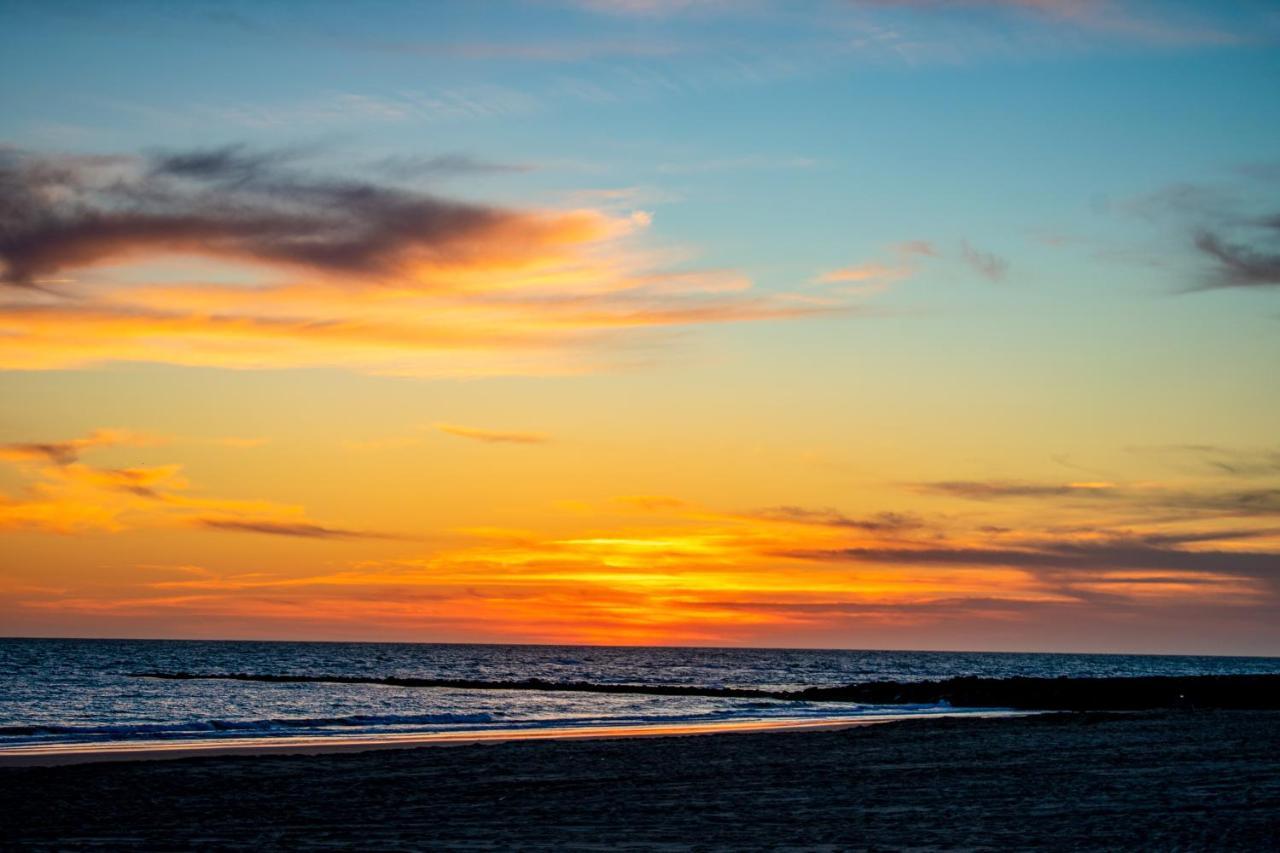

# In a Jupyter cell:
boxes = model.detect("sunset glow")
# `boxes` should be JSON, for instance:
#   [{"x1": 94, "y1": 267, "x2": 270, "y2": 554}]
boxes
[{"x1": 2, "y1": 0, "x2": 1278, "y2": 654}]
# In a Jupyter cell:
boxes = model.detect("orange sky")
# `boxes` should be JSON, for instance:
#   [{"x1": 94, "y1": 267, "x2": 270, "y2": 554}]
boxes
[
  {"x1": 3, "y1": 1, "x2": 1279, "y2": 655},
  {"x1": 1, "y1": 171, "x2": 1276, "y2": 652},
  {"x1": 2, "y1": 402, "x2": 1276, "y2": 652}
]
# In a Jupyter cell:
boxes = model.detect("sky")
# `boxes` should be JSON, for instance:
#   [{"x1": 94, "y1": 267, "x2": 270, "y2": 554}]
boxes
[{"x1": 1, "y1": 0, "x2": 1278, "y2": 654}]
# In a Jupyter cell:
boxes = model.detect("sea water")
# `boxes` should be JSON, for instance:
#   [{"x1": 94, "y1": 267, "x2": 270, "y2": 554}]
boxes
[{"x1": 2, "y1": 638, "x2": 1277, "y2": 750}]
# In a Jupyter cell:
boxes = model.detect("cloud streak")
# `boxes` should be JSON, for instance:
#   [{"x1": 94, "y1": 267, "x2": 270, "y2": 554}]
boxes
[
  {"x1": 372, "y1": 153, "x2": 537, "y2": 179},
  {"x1": 916, "y1": 479, "x2": 1280, "y2": 519},
  {"x1": 850, "y1": 1, "x2": 1245, "y2": 47},
  {"x1": 0, "y1": 429, "x2": 384, "y2": 538},
  {"x1": 961, "y1": 240, "x2": 1009, "y2": 281},
  {"x1": 0, "y1": 429, "x2": 153, "y2": 466},
  {"x1": 814, "y1": 241, "x2": 935, "y2": 295},
  {"x1": 434, "y1": 423, "x2": 551, "y2": 444},
  {"x1": 195, "y1": 519, "x2": 399, "y2": 540},
  {"x1": 783, "y1": 535, "x2": 1280, "y2": 583},
  {"x1": 750, "y1": 506, "x2": 923, "y2": 532}
]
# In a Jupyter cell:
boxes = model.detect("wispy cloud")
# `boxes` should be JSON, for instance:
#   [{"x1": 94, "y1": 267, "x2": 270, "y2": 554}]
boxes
[
  {"x1": 0, "y1": 145, "x2": 843, "y2": 376},
  {"x1": 782, "y1": 534, "x2": 1280, "y2": 594},
  {"x1": 1193, "y1": 228, "x2": 1280, "y2": 290},
  {"x1": 434, "y1": 423, "x2": 550, "y2": 445},
  {"x1": 749, "y1": 506, "x2": 924, "y2": 531},
  {"x1": 814, "y1": 241, "x2": 936, "y2": 294},
  {"x1": 921, "y1": 480, "x2": 1120, "y2": 499},
  {"x1": 847, "y1": 1, "x2": 1248, "y2": 49},
  {"x1": 916, "y1": 478, "x2": 1280, "y2": 519},
  {"x1": 815, "y1": 263, "x2": 910, "y2": 285},
  {"x1": 195, "y1": 519, "x2": 400, "y2": 540},
  {"x1": 1115, "y1": 176, "x2": 1280, "y2": 291},
  {"x1": 371, "y1": 153, "x2": 537, "y2": 180},
  {"x1": 960, "y1": 240, "x2": 1009, "y2": 281},
  {"x1": 1128, "y1": 445, "x2": 1280, "y2": 478},
  {"x1": 0, "y1": 429, "x2": 156, "y2": 466},
  {"x1": 0, "y1": 429, "x2": 381, "y2": 537}
]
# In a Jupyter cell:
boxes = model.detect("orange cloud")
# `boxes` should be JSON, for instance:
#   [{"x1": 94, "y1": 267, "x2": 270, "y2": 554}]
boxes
[
  {"x1": 815, "y1": 263, "x2": 908, "y2": 285},
  {"x1": 0, "y1": 430, "x2": 379, "y2": 538},
  {"x1": 195, "y1": 518, "x2": 404, "y2": 541},
  {"x1": 814, "y1": 241, "x2": 935, "y2": 295},
  {"x1": 0, "y1": 428, "x2": 158, "y2": 466}
]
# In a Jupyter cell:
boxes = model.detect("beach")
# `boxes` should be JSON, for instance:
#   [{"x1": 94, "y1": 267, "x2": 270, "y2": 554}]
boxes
[
  {"x1": 0, "y1": 715, "x2": 969, "y2": 767},
  {"x1": 3, "y1": 710, "x2": 1277, "y2": 850}
]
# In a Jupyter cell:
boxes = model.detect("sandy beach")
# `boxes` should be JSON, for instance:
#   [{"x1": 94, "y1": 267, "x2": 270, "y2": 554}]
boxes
[
  {"x1": 0, "y1": 714, "x2": 991, "y2": 767},
  {"x1": 3, "y1": 710, "x2": 1277, "y2": 850}
]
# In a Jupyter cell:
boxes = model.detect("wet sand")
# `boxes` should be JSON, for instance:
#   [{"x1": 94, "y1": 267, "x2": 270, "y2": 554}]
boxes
[
  {"x1": 2, "y1": 710, "x2": 1277, "y2": 850},
  {"x1": 3, "y1": 714, "x2": 1022, "y2": 767}
]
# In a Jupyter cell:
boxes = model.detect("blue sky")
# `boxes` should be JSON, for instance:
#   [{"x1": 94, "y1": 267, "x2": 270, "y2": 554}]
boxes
[{"x1": 5, "y1": 1, "x2": 1278, "y2": 296}]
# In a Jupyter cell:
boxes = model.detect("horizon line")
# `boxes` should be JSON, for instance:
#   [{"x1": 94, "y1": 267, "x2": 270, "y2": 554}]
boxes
[{"x1": 3, "y1": 635, "x2": 1277, "y2": 660}]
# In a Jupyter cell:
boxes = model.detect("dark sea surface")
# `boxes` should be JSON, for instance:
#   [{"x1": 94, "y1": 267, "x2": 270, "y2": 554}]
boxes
[{"x1": 2, "y1": 638, "x2": 1278, "y2": 750}]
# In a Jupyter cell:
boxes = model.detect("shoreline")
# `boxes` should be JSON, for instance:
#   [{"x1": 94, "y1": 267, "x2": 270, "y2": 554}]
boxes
[{"x1": 0, "y1": 710, "x2": 1026, "y2": 767}]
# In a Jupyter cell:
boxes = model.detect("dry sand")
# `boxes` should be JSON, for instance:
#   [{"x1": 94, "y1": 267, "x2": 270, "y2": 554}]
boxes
[{"x1": 2, "y1": 710, "x2": 1277, "y2": 850}]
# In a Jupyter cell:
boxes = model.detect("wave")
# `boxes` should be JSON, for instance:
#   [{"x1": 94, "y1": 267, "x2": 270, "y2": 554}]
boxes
[
  {"x1": 0, "y1": 702, "x2": 966, "y2": 744},
  {"x1": 0, "y1": 711, "x2": 500, "y2": 739},
  {"x1": 128, "y1": 671, "x2": 1280, "y2": 710},
  {"x1": 9, "y1": 672, "x2": 1274, "y2": 746},
  {"x1": 127, "y1": 666, "x2": 1280, "y2": 706},
  {"x1": 132, "y1": 671, "x2": 785, "y2": 699}
]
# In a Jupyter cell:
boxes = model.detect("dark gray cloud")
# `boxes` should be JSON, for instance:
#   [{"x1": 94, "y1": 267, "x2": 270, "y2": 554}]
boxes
[
  {"x1": 0, "y1": 144, "x2": 531, "y2": 287},
  {"x1": 916, "y1": 479, "x2": 1280, "y2": 519},
  {"x1": 0, "y1": 429, "x2": 137, "y2": 466},
  {"x1": 0, "y1": 440, "x2": 83, "y2": 466},
  {"x1": 701, "y1": 596, "x2": 1064, "y2": 616},
  {"x1": 751, "y1": 505, "x2": 924, "y2": 531},
  {"x1": 196, "y1": 518, "x2": 398, "y2": 540},
  {"x1": 1120, "y1": 179, "x2": 1280, "y2": 291},
  {"x1": 95, "y1": 468, "x2": 167, "y2": 500},
  {"x1": 1194, "y1": 228, "x2": 1280, "y2": 289},
  {"x1": 922, "y1": 480, "x2": 1117, "y2": 499},
  {"x1": 1135, "y1": 528, "x2": 1276, "y2": 547},
  {"x1": 780, "y1": 535, "x2": 1280, "y2": 583}
]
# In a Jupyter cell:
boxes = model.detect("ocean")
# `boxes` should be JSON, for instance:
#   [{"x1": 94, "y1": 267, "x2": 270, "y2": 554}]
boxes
[{"x1": 3, "y1": 638, "x2": 1278, "y2": 753}]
